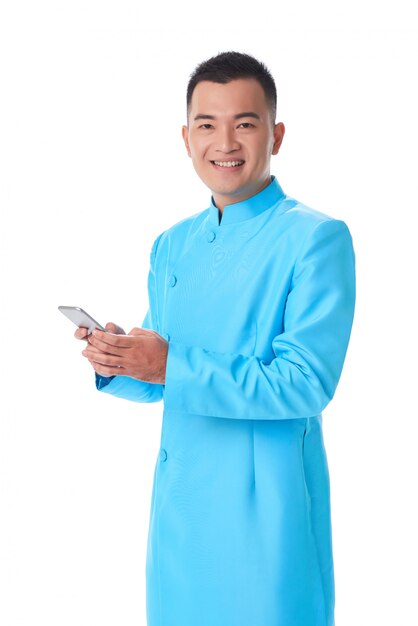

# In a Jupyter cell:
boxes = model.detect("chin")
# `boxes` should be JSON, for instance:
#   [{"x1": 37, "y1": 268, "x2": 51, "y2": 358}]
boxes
[{"x1": 210, "y1": 183, "x2": 244, "y2": 197}]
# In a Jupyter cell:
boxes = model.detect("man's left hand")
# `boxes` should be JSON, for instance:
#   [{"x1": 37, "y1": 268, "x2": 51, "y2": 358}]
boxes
[{"x1": 82, "y1": 328, "x2": 168, "y2": 384}]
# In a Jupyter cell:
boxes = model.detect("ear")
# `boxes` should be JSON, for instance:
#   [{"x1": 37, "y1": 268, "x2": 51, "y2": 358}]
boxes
[
  {"x1": 182, "y1": 125, "x2": 191, "y2": 157},
  {"x1": 272, "y1": 122, "x2": 285, "y2": 155}
]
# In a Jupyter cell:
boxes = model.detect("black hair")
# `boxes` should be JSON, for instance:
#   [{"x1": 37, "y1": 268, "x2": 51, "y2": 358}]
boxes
[{"x1": 186, "y1": 51, "x2": 277, "y2": 125}]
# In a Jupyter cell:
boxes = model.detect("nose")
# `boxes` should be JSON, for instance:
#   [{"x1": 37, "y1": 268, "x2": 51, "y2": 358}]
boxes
[{"x1": 216, "y1": 124, "x2": 240, "y2": 153}]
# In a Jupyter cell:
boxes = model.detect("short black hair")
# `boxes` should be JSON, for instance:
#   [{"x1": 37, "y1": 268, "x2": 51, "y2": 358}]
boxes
[{"x1": 186, "y1": 51, "x2": 277, "y2": 125}]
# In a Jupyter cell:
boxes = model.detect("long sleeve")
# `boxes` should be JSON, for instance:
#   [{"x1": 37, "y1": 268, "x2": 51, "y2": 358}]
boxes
[
  {"x1": 163, "y1": 219, "x2": 356, "y2": 420},
  {"x1": 95, "y1": 233, "x2": 165, "y2": 403}
]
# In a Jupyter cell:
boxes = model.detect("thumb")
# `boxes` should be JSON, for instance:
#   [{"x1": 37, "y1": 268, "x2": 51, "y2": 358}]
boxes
[
  {"x1": 105, "y1": 322, "x2": 126, "y2": 335},
  {"x1": 129, "y1": 327, "x2": 155, "y2": 337}
]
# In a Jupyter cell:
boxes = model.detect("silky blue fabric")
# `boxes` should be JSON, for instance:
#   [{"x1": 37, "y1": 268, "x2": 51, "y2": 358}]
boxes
[{"x1": 96, "y1": 176, "x2": 356, "y2": 626}]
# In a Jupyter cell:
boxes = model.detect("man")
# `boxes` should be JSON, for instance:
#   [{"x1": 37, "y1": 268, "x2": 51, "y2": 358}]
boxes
[{"x1": 77, "y1": 51, "x2": 356, "y2": 626}]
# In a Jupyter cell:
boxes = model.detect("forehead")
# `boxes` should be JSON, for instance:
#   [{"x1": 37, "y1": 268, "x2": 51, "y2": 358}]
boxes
[{"x1": 190, "y1": 78, "x2": 269, "y2": 116}]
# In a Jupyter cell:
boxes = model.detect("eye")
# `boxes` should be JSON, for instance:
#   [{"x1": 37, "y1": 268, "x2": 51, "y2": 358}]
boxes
[
  {"x1": 199, "y1": 124, "x2": 214, "y2": 129},
  {"x1": 238, "y1": 122, "x2": 255, "y2": 129}
]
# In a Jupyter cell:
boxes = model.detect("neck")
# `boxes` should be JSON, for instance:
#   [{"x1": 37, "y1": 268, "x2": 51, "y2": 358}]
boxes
[{"x1": 213, "y1": 176, "x2": 272, "y2": 213}]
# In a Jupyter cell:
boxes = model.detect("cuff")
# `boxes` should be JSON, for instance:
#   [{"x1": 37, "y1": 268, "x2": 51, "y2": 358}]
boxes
[{"x1": 95, "y1": 373, "x2": 116, "y2": 391}]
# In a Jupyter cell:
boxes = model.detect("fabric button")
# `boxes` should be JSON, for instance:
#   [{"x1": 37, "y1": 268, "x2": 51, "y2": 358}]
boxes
[
  {"x1": 206, "y1": 231, "x2": 216, "y2": 243},
  {"x1": 168, "y1": 274, "x2": 177, "y2": 287},
  {"x1": 159, "y1": 448, "x2": 167, "y2": 462}
]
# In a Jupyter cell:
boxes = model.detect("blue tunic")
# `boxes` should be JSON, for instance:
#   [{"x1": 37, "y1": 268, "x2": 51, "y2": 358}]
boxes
[{"x1": 96, "y1": 176, "x2": 356, "y2": 626}]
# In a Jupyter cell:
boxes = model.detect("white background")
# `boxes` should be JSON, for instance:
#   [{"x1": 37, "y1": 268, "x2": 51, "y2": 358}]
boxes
[{"x1": 1, "y1": 1, "x2": 417, "y2": 624}]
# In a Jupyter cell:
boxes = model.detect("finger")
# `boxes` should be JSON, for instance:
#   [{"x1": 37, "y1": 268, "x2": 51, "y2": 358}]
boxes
[
  {"x1": 105, "y1": 322, "x2": 126, "y2": 335},
  {"x1": 87, "y1": 335, "x2": 128, "y2": 356},
  {"x1": 75, "y1": 327, "x2": 89, "y2": 340},
  {"x1": 83, "y1": 344, "x2": 118, "y2": 358},
  {"x1": 90, "y1": 361, "x2": 125, "y2": 377},
  {"x1": 83, "y1": 348, "x2": 124, "y2": 368},
  {"x1": 82, "y1": 344, "x2": 105, "y2": 356},
  {"x1": 91, "y1": 329, "x2": 136, "y2": 348},
  {"x1": 128, "y1": 327, "x2": 156, "y2": 337},
  {"x1": 84, "y1": 355, "x2": 122, "y2": 377}
]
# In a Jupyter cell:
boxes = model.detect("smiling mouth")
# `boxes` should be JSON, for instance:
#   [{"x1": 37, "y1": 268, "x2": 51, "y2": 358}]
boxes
[{"x1": 210, "y1": 160, "x2": 245, "y2": 169}]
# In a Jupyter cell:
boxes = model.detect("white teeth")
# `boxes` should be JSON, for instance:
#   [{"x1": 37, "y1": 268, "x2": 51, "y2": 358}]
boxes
[{"x1": 213, "y1": 160, "x2": 244, "y2": 167}]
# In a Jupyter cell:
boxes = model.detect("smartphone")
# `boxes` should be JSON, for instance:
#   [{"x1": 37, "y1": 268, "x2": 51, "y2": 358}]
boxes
[{"x1": 58, "y1": 306, "x2": 106, "y2": 334}]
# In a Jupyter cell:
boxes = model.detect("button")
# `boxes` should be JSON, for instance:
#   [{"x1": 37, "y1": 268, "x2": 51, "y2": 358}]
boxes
[
  {"x1": 206, "y1": 231, "x2": 216, "y2": 243},
  {"x1": 168, "y1": 274, "x2": 177, "y2": 287},
  {"x1": 159, "y1": 448, "x2": 167, "y2": 462}
]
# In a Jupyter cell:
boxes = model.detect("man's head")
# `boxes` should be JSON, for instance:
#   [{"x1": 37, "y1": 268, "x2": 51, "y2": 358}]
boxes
[{"x1": 182, "y1": 51, "x2": 285, "y2": 211}]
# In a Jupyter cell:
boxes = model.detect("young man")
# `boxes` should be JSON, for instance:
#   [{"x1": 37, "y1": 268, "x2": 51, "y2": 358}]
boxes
[{"x1": 78, "y1": 52, "x2": 356, "y2": 626}]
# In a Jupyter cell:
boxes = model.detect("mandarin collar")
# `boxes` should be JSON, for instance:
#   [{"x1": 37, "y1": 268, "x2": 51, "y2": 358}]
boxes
[{"x1": 208, "y1": 175, "x2": 285, "y2": 227}]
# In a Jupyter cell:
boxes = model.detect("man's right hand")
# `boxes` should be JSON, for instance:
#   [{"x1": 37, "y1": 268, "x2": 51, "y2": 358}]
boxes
[
  {"x1": 74, "y1": 322, "x2": 126, "y2": 341},
  {"x1": 76, "y1": 323, "x2": 126, "y2": 377}
]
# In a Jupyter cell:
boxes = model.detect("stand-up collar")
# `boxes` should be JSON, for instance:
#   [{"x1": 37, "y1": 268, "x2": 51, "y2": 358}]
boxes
[{"x1": 208, "y1": 175, "x2": 285, "y2": 226}]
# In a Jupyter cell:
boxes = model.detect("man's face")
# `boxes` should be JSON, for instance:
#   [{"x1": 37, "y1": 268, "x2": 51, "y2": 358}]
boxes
[{"x1": 182, "y1": 78, "x2": 285, "y2": 210}]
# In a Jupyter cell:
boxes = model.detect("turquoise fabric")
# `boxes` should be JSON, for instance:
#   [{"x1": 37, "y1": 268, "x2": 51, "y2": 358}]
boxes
[{"x1": 96, "y1": 176, "x2": 356, "y2": 626}]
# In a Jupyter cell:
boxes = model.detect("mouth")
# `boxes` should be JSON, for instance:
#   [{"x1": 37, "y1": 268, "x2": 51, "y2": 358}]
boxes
[{"x1": 210, "y1": 159, "x2": 245, "y2": 170}]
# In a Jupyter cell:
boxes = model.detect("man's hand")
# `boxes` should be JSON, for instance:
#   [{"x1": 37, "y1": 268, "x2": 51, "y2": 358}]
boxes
[{"x1": 80, "y1": 324, "x2": 168, "y2": 385}]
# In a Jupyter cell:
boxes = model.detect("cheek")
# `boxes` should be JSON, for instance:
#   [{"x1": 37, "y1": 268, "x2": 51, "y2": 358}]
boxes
[
  {"x1": 189, "y1": 134, "x2": 211, "y2": 159},
  {"x1": 257, "y1": 132, "x2": 271, "y2": 151},
  {"x1": 252, "y1": 138, "x2": 273, "y2": 165}
]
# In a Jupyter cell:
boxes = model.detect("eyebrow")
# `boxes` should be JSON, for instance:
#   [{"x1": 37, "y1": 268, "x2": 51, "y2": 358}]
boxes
[{"x1": 193, "y1": 112, "x2": 261, "y2": 122}]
